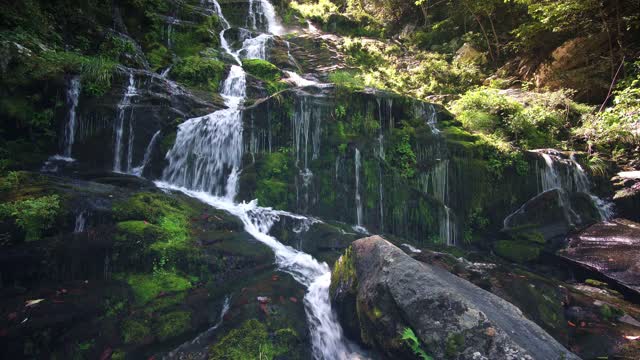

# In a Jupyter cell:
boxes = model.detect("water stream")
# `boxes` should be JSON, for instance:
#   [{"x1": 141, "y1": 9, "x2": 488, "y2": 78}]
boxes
[
  {"x1": 62, "y1": 76, "x2": 81, "y2": 158},
  {"x1": 160, "y1": 2, "x2": 360, "y2": 358},
  {"x1": 113, "y1": 73, "x2": 137, "y2": 173}
]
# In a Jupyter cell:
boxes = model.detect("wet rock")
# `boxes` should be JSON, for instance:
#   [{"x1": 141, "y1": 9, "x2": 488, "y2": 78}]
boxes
[
  {"x1": 559, "y1": 219, "x2": 640, "y2": 298},
  {"x1": 612, "y1": 171, "x2": 640, "y2": 222},
  {"x1": 330, "y1": 236, "x2": 579, "y2": 359},
  {"x1": 503, "y1": 189, "x2": 599, "y2": 242}
]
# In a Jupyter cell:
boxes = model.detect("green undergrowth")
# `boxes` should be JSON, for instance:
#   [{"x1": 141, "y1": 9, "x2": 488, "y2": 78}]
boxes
[
  {"x1": 209, "y1": 319, "x2": 299, "y2": 360},
  {"x1": 122, "y1": 271, "x2": 192, "y2": 305}
]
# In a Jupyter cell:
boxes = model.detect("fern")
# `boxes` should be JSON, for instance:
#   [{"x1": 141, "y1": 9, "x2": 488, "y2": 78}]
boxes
[{"x1": 401, "y1": 328, "x2": 433, "y2": 360}]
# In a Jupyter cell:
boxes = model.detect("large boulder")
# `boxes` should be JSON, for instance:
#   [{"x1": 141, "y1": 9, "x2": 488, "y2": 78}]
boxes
[
  {"x1": 330, "y1": 236, "x2": 579, "y2": 360},
  {"x1": 559, "y1": 218, "x2": 640, "y2": 298},
  {"x1": 503, "y1": 189, "x2": 600, "y2": 242}
]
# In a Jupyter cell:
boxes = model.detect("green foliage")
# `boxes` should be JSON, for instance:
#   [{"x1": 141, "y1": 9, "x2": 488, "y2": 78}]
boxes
[
  {"x1": 123, "y1": 271, "x2": 192, "y2": 305},
  {"x1": 122, "y1": 319, "x2": 151, "y2": 344},
  {"x1": 328, "y1": 70, "x2": 365, "y2": 90},
  {"x1": 575, "y1": 60, "x2": 640, "y2": 155},
  {"x1": 255, "y1": 150, "x2": 291, "y2": 209},
  {"x1": 389, "y1": 134, "x2": 417, "y2": 179},
  {"x1": 401, "y1": 327, "x2": 432, "y2": 360},
  {"x1": 0, "y1": 194, "x2": 60, "y2": 241},
  {"x1": 451, "y1": 87, "x2": 588, "y2": 150},
  {"x1": 290, "y1": 0, "x2": 338, "y2": 22},
  {"x1": 156, "y1": 311, "x2": 192, "y2": 340},
  {"x1": 172, "y1": 56, "x2": 225, "y2": 92},
  {"x1": 209, "y1": 319, "x2": 292, "y2": 360}
]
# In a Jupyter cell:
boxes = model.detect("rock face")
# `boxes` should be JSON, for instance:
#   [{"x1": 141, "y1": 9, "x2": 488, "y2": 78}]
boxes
[
  {"x1": 612, "y1": 171, "x2": 640, "y2": 222},
  {"x1": 560, "y1": 219, "x2": 640, "y2": 298},
  {"x1": 331, "y1": 236, "x2": 580, "y2": 360},
  {"x1": 503, "y1": 188, "x2": 600, "y2": 241}
]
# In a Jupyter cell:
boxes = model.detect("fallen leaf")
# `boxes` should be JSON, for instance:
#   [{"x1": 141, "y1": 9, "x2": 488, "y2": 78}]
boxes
[{"x1": 568, "y1": 321, "x2": 576, "y2": 327}]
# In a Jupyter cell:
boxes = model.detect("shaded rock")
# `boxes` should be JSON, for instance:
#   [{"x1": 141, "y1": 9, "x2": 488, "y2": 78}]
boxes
[
  {"x1": 455, "y1": 43, "x2": 487, "y2": 65},
  {"x1": 503, "y1": 189, "x2": 599, "y2": 242},
  {"x1": 612, "y1": 171, "x2": 640, "y2": 222},
  {"x1": 331, "y1": 236, "x2": 579, "y2": 359},
  {"x1": 559, "y1": 219, "x2": 640, "y2": 298}
]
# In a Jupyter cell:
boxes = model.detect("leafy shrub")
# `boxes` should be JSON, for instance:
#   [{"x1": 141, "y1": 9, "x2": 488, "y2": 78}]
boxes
[
  {"x1": 328, "y1": 70, "x2": 365, "y2": 90},
  {"x1": 0, "y1": 194, "x2": 60, "y2": 241}
]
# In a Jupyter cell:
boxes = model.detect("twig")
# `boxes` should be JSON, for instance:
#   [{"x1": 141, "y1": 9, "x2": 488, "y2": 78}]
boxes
[{"x1": 599, "y1": 56, "x2": 626, "y2": 112}]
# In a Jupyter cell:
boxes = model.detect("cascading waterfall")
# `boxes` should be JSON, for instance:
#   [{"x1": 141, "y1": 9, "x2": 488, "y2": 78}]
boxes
[
  {"x1": 353, "y1": 148, "x2": 367, "y2": 234},
  {"x1": 113, "y1": 73, "x2": 137, "y2": 173},
  {"x1": 131, "y1": 130, "x2": 161, "y2": 177},
  {"x1": 421, "y1": 160, "x2": 457, "y2": 246},
  {"x1": 375, "y1": 98, "x2": 387, "y2": 232},
  {"x1": 159, "y1": 1, "x2": 360, "y2": 358},
  {"x1": 162, "y1": 65, "x2": 245, "y2": 199},
  {"x1": 62, "y1": 76, "x2": 81, "y2": 158},
  {"x1": 74, "y1": 211, "x2": 86, "y2": 233},
  {"x1": 537, "y1": 152, "x2": 613, "y2": 222}
]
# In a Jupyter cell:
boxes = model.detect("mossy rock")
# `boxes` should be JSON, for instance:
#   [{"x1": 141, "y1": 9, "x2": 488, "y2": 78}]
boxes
[
  {"x1": 122, "y1": 271, "x2": 192, "y2": 305},
  {"x1": 208, "y1": 319, "x2": 294, "y2": 360},
  {"x1": 122, "y1": 319, "x2": 151, "y2": 344},
  {"x1": 171, "y1": 56, "x2": 225, "y2": 92},
  {"x1": 155, "y1": 310, "x2": 192, "y2": 341},
  {"x1": 494, "y1": 240, "x2": 542, "y2": 263},
  {"x1": 242, "y1": 59, "x2": 282, "y2": 82}
]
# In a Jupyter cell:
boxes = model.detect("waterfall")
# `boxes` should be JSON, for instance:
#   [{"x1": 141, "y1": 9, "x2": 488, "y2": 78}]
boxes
[
  {"x1": 162, "y1": 65, "x2": 245, "y2": 199},
  {"x1": 164, "y1": 295, "x2": 231, "y2": 360},
  {"x1": 160, "y1": 65, "x2": 172, "y2": 78},
  {"x1": 131, "y1": 130, "x2": 161, "y2": 177},
  {"x1": 537, "y1": 151, "x2": 613, "y2": 221},
  {"x1": 421, "y1": 160, "x2": 456, "y2": 246},
  {"x1": 62, "y1": 76, "x2": 81, "y2": 159},
  {"x1": 159, "y1": 2, "x2": 361, "y2": 358},
  {"x1": 376, "y1": 98, "x2": 386, "y2": 232},
  {"x1": 74, "y1": 211, "x2": 86, "y2": 233},
  {"x1": 353, "y1": 148, "x2": 367, "y2": 233},
  {"x1": 113, "y1": 73, "x2": 137, "y2": 173}
]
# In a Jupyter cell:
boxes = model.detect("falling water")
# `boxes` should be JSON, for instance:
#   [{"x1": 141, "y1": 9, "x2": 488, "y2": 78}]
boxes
[
  {"x1": 160, "y1": 2, "x2": 360, "y2": 358},
  {"x1": 164, "y1": 296, "x2": 231, "y2": 360},
  {"x1": 538, "y1": 152, "x2": 613, "y2": 221},
  {"x1": 113, "y1": 73, "x2": 137, "y2": 173},
  {"x1": 421, "y1": 160, "x2": 457, "y2": 246},
  {"x1": 74, "y1": 211, "x2": 86, "y2": 233},
  {"x1": 353, "y1": 148, "x2": 367, "y2": 234},
  {"x1": 131, "y1": 130, "x2": 161, "y2": 177},
  {"x1": 162, "y1": 65, "x2": 245, "y2": 198},
  {"x1": 62, "y1": 76, "x2": 81, "y2": 158}
]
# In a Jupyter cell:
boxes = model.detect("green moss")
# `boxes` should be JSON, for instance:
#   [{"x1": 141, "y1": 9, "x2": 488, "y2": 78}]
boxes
[
  {"x1": 172, "y1": 56, "x2": 225, "y2": 92},
  {"x1": 123, "y1": 271, "x2": 192, "y2": 305},
  {"x1": 242, "y1": 59, "x2": 281, "y2": 82},
  {"x1": 122, "y1": 319, "x2": 151, "y2": 344},
  {"x1": 494, "y1": 240, "x2": 542, "y2": 263},
  {"x1": 330, "y1": 246, "x2": 357, "y2": 297},
  {"x1": 144, "y1": 292, "x2": 187, "y2": 315},
  {"x1": 113, "y1": 192, "x2": 189, "y2": 223},
  {"x1": 155, "y1": 311, "x2": 192, "y2": 340},
  {"x1": 209, "y1": 319, "x2": 291, "y2": 360},
  {"x1": 445, "y1": 333, "x2": 465, "y2": 358},
  {"x1": 116, "y1": 220, "x2": 160, "y2": 240},
  {"x1": 585, "y1": 279, "x2": 608, "y2": 287},
  {"x1": 599, "y1": 304, "x2": 623, "y2": 321}
]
